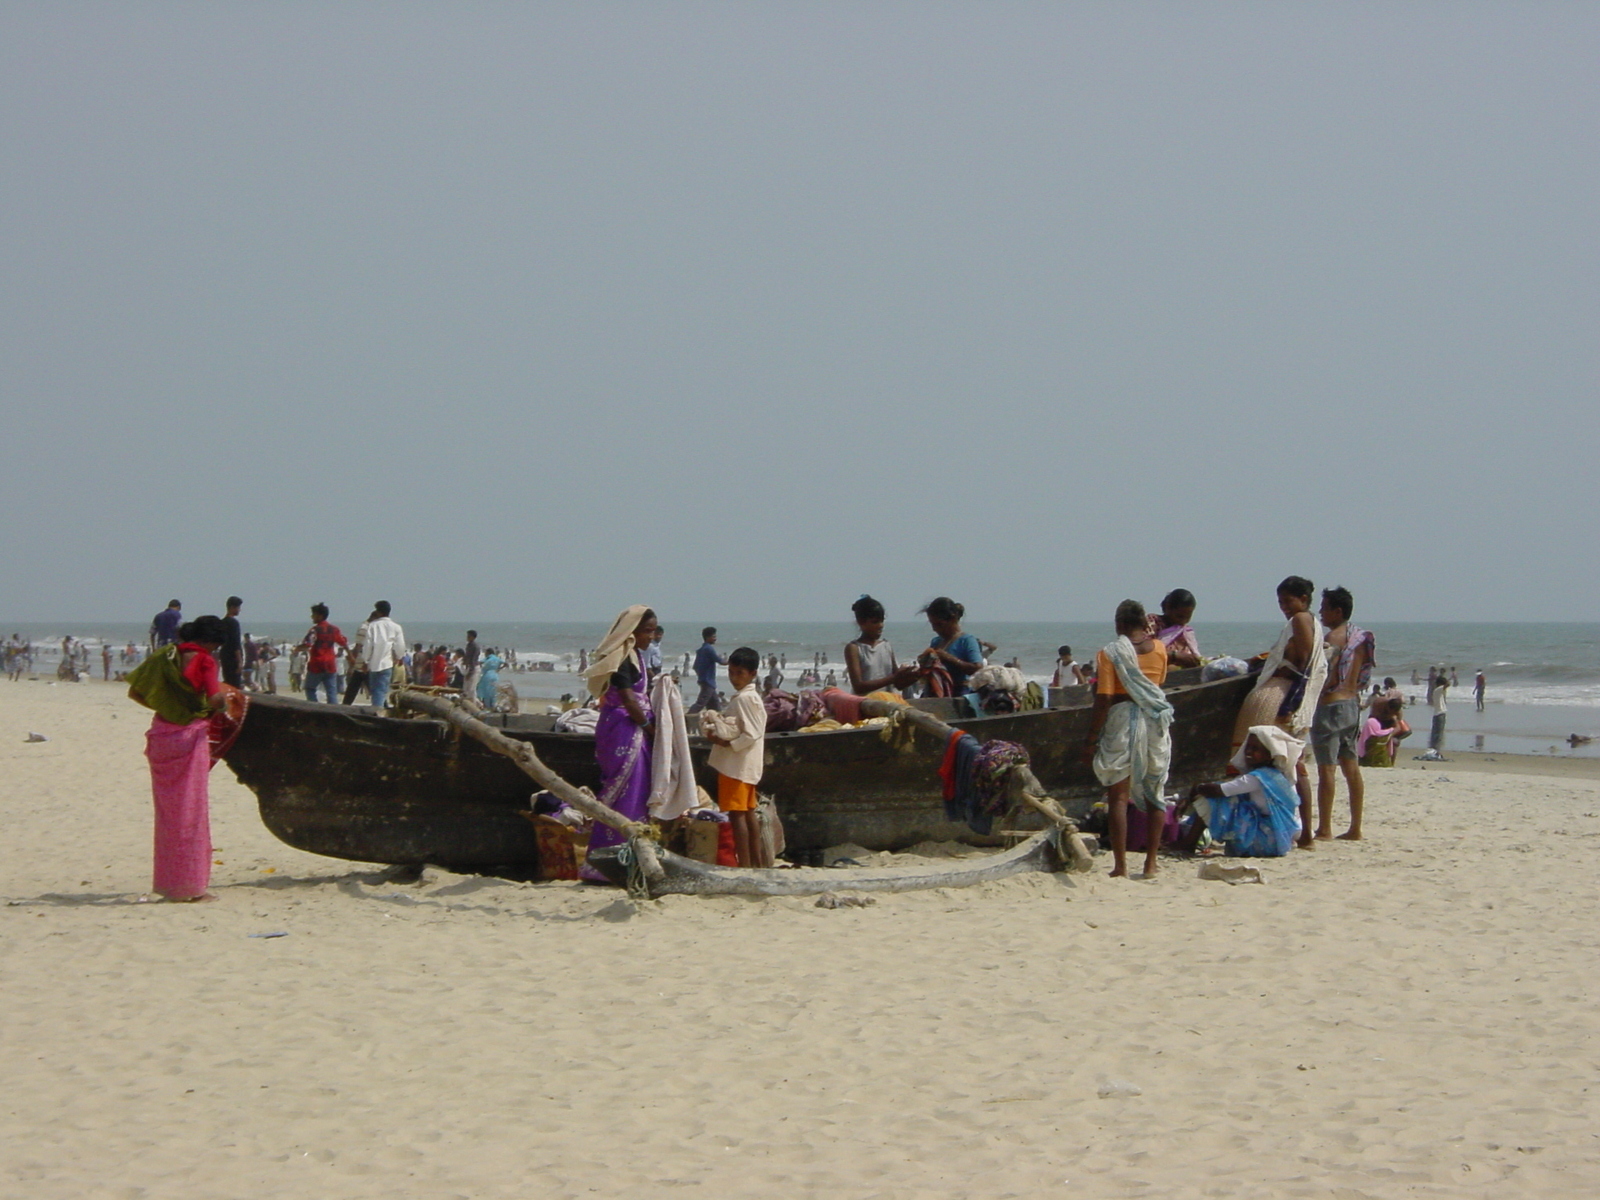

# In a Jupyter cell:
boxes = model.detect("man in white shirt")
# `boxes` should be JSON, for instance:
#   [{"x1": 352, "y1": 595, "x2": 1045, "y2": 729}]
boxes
[
  {"x1": 1428, "y1": 666, "x2": 1449, "y2": 751},
  {"x1": 362, "y1": 600, "x2": 407, "y2": 709}
]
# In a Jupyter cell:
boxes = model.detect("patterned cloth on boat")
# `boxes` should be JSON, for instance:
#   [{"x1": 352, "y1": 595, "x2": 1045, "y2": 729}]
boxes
[{"x1": 972, "y1": 740, "x2": 1030, "y2": 815}]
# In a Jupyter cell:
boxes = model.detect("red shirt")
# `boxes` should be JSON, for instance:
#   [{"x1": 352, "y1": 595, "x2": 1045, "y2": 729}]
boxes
[
  {"x1": 431, "y1": 655, "x2": 448, "y2": 686},
  {"x1": 301, "y1": 621, "x2": 347, "y2": 674},
  {"x1": 176, "y1": 643, "x2": 220, "y2": 697}
]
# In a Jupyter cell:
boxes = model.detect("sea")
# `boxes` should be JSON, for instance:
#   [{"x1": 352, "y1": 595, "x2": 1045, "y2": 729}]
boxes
[{"x1": 12, "y1": 620, "x2": 1599, "y2": 760}]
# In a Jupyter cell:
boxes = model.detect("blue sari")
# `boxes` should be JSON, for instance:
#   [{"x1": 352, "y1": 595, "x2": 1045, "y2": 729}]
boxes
[{"x1": 1204, "y1": 765, "x2": 1299, "y2": 857}]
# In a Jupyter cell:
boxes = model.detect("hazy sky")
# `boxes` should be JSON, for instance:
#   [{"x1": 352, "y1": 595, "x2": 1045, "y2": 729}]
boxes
[{"x1": 3, "y1": 2, "x2": 1595, "y2": 625}]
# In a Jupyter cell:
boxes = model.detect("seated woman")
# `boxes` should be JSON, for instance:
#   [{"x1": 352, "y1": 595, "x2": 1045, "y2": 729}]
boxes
[
  {"x1": 1358, "y1": 698, "x2": 1400, "y2": 767},
  {"x1": 917, "y1": 596, "x2": 985, "y2": 699},
  {"x1": 1149, "y1": 588, "x2": 1202, "y2": 669},
  {"x1": 1181, "y1": 726, "x2": 1302, "y2": 857},
  {"x1": 844, "y1": 595, "x2": 920, "y2": 696}
]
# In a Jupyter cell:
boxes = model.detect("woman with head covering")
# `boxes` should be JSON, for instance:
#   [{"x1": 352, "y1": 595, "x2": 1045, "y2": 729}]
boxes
[
  {"x1": 1179, "y1": 725, "x2": 1304, "y2": 857},
  {"x1": 125, "y1": 614, "x2": 236, "y2": 901},
  {"x1": 475, "y1": 648, "x2": 504, "y2": 708},
  {"x1": 1230, "y1": 575, "x2": 1327, "y2": 849},
  {"x1": 580, "y1": 606, "x2": 659, "y2": 882}
]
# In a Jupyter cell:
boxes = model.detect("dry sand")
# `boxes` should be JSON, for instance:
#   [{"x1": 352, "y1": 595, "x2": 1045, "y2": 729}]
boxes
[{"x1": 4, "y1": 678, "x2": 1600, "y2": 1199}]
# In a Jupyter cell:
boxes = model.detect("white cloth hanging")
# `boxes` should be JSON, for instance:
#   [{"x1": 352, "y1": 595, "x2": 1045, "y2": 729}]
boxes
[{"x1": 648, "y1": 673, "x2": 699, "y2": 820}]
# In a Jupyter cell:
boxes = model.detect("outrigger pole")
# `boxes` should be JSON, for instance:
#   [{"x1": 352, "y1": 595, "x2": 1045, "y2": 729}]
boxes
[{"x1": 397, "y1": 689, "x2": 1093, "y2": 898}]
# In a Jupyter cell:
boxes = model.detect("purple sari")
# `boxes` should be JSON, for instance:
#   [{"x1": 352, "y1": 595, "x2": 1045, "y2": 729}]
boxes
[{"x1": 582, "y1": 663, "x2": 654, "y2": 881}]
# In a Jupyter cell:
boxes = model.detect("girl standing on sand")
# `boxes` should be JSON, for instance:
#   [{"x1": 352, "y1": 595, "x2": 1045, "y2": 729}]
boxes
[
  {"x1": 1084, "y1": 600, "x2": 1173, "y2": 879},
  {"x1": 126, "y1": 615, "x2": 234, "y2": 901},
  {"x1": 581, "y1": 606, "x2": 659, "y2": 883}
]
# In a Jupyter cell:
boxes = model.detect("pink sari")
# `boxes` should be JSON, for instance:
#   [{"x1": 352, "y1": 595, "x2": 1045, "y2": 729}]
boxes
[{"x1": 146, "y1": 715, "x2": 212, "y2": 899}]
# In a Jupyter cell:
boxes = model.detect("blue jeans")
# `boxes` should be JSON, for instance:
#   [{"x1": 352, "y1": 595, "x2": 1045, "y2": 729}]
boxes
[
  {"x1": 368, "y1": 668, "x2": 393, "y2": 710},
  {"x1": 305, "y1": 671, "x2": 337, "y2": 703}
]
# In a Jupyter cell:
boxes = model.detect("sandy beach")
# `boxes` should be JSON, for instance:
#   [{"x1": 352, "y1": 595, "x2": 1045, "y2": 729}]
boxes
[{"x1": 4, "y1": 678, "x2": 1600, "y2": 1198}]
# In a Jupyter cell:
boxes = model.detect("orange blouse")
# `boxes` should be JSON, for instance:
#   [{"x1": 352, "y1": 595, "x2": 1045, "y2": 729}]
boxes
[{"x1": 1095, "y1": 640, "x2": 1168, "y2": 696}]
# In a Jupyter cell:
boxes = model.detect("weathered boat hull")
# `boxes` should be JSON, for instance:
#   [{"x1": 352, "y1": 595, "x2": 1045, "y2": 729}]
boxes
[{"x1": 223, "y1": 673, "x2": 1254, "y2": 872}]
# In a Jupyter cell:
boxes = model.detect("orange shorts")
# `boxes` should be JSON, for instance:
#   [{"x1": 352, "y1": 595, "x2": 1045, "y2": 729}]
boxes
[{"x1": 717, "y1": 774, "x2": 757, "y2": 813}]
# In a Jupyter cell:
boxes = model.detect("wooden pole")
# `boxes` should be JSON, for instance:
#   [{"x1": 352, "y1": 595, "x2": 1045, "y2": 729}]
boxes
[
  {"x1": 859, "y1": 696, "x2": 1095, "y2": 872},
  {"x1": 396, "y1": 689, "x2": 664, "y2": 881}
]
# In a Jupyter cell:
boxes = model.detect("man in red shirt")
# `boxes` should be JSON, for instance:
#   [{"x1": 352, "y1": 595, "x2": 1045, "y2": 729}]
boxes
[{"x1": 300, "y1": 603, "x2": 347, "y2": 703}]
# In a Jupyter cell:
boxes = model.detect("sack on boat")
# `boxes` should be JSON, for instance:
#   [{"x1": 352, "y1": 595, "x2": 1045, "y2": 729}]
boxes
[
  {"x1": 1201, "y1": 656, "x2": 1250, "y2": 682},
  {"x1": 757, "y1": 793, "x2": 786, "y2": 861},
  {"x1": 555, "y1": 706, "x2": 599, "y2": 734},
  {"x1": 763, "y1": 689, "x2": 801, "y2": 732}
]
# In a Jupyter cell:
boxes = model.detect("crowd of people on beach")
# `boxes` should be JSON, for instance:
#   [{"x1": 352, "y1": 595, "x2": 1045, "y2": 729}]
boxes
[{"x1": 78, "y1": 577, "x2": 1489, "y2": 900}]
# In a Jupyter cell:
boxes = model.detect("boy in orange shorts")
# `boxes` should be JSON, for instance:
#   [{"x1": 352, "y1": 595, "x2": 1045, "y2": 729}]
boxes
[{"x1": 700, "y1": 646, "x2": 769, "y2": 867}]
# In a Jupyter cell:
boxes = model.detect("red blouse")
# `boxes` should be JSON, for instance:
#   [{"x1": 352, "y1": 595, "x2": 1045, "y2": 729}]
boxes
[{"x1": 176, "y1": 643, "x2": 220, "y2": 698}]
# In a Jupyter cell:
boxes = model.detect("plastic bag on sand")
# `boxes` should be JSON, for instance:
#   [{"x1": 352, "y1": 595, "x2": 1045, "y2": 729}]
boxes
[{"x1": 1197, "y1": 861, "x2": 1263, "y2": 885}]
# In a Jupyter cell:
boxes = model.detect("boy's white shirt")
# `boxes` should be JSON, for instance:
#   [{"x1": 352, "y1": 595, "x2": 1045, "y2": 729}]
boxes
[{"x1": 702, "y1": 682, "x2": 767, "y2": 785}]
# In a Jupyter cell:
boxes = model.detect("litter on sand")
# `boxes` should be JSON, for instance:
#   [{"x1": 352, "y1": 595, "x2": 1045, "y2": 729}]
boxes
[{"x1": 1196, "y1": 862, "x2": 1264, "y2": 885}]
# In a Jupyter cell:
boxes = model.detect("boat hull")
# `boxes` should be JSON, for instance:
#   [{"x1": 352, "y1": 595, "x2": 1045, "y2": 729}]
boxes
[{"x1": 223, "y1": 674, "x2": 1254, "y2": 872}]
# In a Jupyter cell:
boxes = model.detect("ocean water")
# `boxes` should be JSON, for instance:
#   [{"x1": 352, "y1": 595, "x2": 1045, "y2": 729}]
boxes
[{"x1": 11, "y1": 620, "x2": 1597, "y2": 758}]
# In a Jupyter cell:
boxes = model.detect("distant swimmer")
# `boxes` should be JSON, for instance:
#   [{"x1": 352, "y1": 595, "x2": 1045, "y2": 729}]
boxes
[
  {"x1": 1474, "y1": 670, "x2": 1486, "y2": 712},
  {"x1": 1570, "y1": 734, "x2": 1594, "y2": 748}
]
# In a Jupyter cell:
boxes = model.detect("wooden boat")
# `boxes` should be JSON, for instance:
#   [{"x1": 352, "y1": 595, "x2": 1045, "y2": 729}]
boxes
[{"x1": 222, "y1": 670, "x2": 1255, "y2": 874}]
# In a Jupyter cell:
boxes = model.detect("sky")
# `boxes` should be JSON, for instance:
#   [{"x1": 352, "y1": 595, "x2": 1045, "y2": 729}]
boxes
[{"x1": 2, "y1": 2, "x2": 1595, "y2": 625}]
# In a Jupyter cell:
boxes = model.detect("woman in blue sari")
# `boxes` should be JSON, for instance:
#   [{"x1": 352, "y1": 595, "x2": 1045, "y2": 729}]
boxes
[
  {"x1": 580, "y1": 606, "x2": 658, "y2": 882},
  {"x1": 1181, "y1": 724, "x2": 1302, "y2": 857}
]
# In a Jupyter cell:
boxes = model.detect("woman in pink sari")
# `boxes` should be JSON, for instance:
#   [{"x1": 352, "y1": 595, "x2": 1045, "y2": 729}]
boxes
[
  {"x1": 131, "y1": 615, "x2": 230, "y2": 901},
  {"x1": 580, "y1": 606, "x2": 659, "y2": 883}
]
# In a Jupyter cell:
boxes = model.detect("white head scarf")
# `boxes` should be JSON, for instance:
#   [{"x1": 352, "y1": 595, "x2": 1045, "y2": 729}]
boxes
[
  {"x1": 1230, "y1": 723, "x2": 1305, "y2": 776},
  {"x1": 585, "y1": 605, "x2": 651, "y2": 698}
]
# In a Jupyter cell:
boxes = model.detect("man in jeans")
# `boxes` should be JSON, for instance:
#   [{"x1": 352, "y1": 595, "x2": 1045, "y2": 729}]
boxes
[
  {"x1": 300, "y1": 603, "x2": 347, "y2": 703},
  {"x1": 361, "y1": 601, "x2": 407, "y2": 709},
  {"x1": 687, "y1": 626, "x2": 727, "y2": 713},
  {"x1": 1310, "y1": 586, "x2": 1375, "y2": 842}
]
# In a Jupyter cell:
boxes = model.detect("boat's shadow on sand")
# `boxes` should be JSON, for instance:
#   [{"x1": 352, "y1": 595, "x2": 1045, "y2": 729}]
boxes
[{"x1": 7, "y1": 869, "x2": 631, "y2": 920}]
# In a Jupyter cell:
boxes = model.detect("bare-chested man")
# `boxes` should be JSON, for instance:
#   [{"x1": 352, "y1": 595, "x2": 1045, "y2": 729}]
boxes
[{"x1": 1311, "y1": 586, "x2": 1376, "y2": 841}]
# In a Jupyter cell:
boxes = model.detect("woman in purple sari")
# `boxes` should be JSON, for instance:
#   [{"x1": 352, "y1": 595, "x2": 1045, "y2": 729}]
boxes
[{"x1": 580, "y1": 605, "x2": 659, "y2": 882}]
